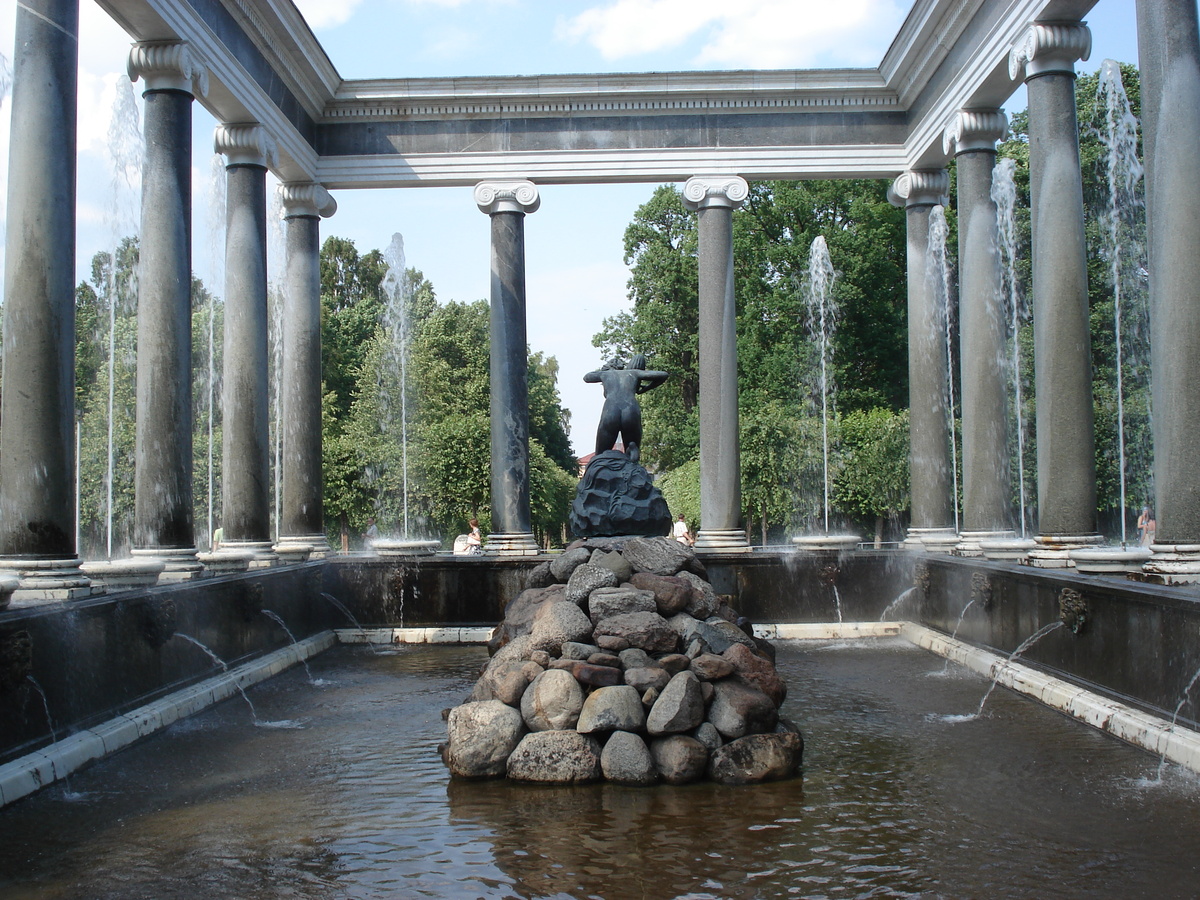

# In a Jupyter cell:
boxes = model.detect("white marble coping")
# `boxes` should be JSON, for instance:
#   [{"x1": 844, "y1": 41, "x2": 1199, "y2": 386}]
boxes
[
  {"x1": 335, "y1": 626, "x2": 495, "y2": 644},
  {"x1": 0, "y1": 631, "x2": 337, "y2": 809}
]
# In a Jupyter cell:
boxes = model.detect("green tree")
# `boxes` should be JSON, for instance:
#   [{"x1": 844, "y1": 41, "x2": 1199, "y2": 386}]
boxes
[{"x1": 832, "y1": 408, "x2": 910, "y2": 546}]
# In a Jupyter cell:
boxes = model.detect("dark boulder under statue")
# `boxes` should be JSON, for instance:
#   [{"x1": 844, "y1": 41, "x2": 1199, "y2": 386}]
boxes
[
  {"x1": 570, "y1": 354, "x2": 672, "y2": 538},
  {"x1": 570, "y1": 450, "x2": 672, "y2": 537}
]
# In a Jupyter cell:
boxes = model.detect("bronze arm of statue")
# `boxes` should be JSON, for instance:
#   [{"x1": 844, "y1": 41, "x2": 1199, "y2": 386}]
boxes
[{"x1": 584, "y1": 353, "x2": 668, "y2": 465}]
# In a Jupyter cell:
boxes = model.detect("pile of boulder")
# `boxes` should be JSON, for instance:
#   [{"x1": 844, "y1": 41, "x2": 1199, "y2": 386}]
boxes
[{"x1": 441, "y1": 536, "x2": 803, "y2": 786}]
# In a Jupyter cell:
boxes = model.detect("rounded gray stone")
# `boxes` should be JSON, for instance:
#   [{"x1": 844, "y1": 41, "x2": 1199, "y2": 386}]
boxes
[
  {"x1": 646, "y1": 670, "x2": 705, "y2": 736},
  {"x1": 550, "y1": 546, "x2": 592, "y2": 582},
  {"x1": 529, "y1": 600, "x2": 595, "y2": 655},
  {"x1": 566, "y1": 563, "x2": 620, "y2": 605},
  {"x1": 650, "y1": 734, "x2": 709, "y2": 785},
  {"x1": 520, "y1": 668, "x2": 584, "y2": 731},
  {"x1": 708, "y1": 681, "x2": 778, "y2": 739},
  {"x1": 707, "y1": 732, "x2": 803, "y2": 784},
  {"x1": 446, "y1": 700, "x2": 526, "y2": 778},
  {"x1": 577, "y1": 684, "x2": 646, "y2": 734},
  {"x1": 588, "y1": 586, "x2": 656, "y2": 624},
  {"x1": 593, "y1": 611, "x2": 678, "y2": 655},
  {"x1": 600, "y1": 730, "x2": 658, "y2": 786},
  {"x1": 507, "y1": 731, "x2": 603, "y2": 783}
]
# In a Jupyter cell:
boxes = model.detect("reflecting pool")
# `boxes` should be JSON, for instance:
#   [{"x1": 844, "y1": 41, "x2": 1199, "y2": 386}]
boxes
[{"x1": 1, "y1": 639, "x2": 1198, "y2": 898}]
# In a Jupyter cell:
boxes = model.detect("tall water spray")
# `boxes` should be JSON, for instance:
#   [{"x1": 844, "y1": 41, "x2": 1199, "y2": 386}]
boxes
[
  {"x1": 204, "y1": 155, "x2": 227, "y2": 548},
  {"x1": 1095, "y1": 59, "x2": 1150, "y2": 545},
  {"x1": 805, "y1": 236, "x2": 838, "y2": 533},
  {"x1": 102, "y1": 76, "x2": 143, "y2": 558},
  {"x1": 928, "y1": 206, "x2": 961, "y2": 534},
  {"x1": 381, "y1": 234, "x2": 412, "y2": 538},
  {"x1": 992, "y1": 158, "x2": 1031, "y2": 538},
  {"x1": 267, "y1": 186, "x2": 286, "y2": 541}
]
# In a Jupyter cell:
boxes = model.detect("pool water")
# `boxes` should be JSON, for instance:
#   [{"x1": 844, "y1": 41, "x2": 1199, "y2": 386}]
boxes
[{"x1": 1, "y1": 638, "x2": 1198, "y2": 899}]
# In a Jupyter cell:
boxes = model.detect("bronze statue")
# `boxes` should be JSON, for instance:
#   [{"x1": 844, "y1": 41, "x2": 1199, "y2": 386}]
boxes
[{"x1": 583, "y1": 354, "x2": 668, "y2": 464}]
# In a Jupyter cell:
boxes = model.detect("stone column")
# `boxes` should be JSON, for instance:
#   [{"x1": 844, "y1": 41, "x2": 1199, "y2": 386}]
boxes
[
  {"x1": 682, "y1": 175, "x2": 751, "y2": 553},
  {"x1": 944, "y1": 110, "x2": 1015, "y2": 555},
  {"x1": 128, "y1": 42, "x2": 207, "y2": 581},
  {"x1": 1138, "y1": 0, "x2": 1200, "y2": 582},
  {"x1": 276, "y1": 183, "x2": 337, "y2": 559},
  {"x1": 215, "y1": 124, "x2": 278, "y2": 565},
  {"x1": 0, "y1": 0, "x2": 90, "y2": 601},
  {"x1": 475, "y1": 181, "x2": 540, "y2": 556},
  {"x1": 1010, "y1": 22, "x2": 1102, "y2": 566},
  {"x1": 889, "y1": 170, "x2": 958, "y2": 553}
]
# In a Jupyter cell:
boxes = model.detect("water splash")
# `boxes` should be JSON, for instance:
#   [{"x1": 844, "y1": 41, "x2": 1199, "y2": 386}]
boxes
[
  {"x1": 321, "y1": 592, "x2": 380, "y2": 654},
  {"x1": 954, "y1": 621, "x2": 1064, "y2": 721},
  {"x1": 261, "y1": 609, "x2": 319, "y2": 684},
  {"x1": 928, "y1": 206, "x2": 960, "y2": 534},
  {"x1": 880, "y1": 587, "x2": 915, "y2": 622},
  {"x1": 1093, "y1": 59, "x2": 1151, "y2": 545},
  {"x1": 176, "y1": 633, "x2": 261, "y2": 722},
  {"x1": 804, "y1": 236, "x2": 839, "y2": 533},
  {"x1": 0, "y1": 51, "x2": 11, "y2": 109},
  {"x1": 1155, "y1": 662, "x2": 1200, "y2": 781},
  {"x1": 992, "y1": 158, "x2": 1031, "y2": 538}
]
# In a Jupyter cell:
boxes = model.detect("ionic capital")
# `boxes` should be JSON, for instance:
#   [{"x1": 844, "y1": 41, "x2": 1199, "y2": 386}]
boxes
[
  {"x1": 887, "y1": 170, "x2": 949, "y2": 209},
  {"x1": 279, "y1": 182, "x2": 337, "y2": 219},
  {"x1": 943, "y1": 109, "x2": 1008, "y2": 156},
  {"x1": 214, "y1": 123, "x2": 278, "y2": 169},
  {"x1": 681, "y1": 175, "x2": 749, "y2": 211},
  {"x1": 1009, "y1": 21, "x2": 1091, "y2": 81},
  {"x1": 127, "y1": 41, "x2": 208, "y2": 97},
  {"x1": 474, "y1": 180, "x2": 540, "y2": 215}
]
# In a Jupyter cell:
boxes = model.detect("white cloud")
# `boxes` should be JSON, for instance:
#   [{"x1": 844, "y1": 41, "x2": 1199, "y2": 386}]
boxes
[
  {"x1": 557, "y1": 0, "x2": 907, "y2": 69},
  {"x1": 293, "y1": 0, "x2": 367, "y2": 29}
]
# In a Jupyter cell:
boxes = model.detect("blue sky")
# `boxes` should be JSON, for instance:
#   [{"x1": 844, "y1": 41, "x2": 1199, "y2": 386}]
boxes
[{"x1": 0, "y1": 0, "x2": 1143, "y2": 454}]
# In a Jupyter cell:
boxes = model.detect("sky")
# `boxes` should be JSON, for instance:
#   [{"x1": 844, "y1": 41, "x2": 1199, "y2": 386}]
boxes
[{"x1": 0, "y1": 0, "x2": 1142, "y2": 456}]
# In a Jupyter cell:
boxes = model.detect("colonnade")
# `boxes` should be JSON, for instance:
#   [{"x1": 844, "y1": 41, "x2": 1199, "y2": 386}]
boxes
[{"x1": 3, "y1": 1, "x2": 1200, "y2": 597}]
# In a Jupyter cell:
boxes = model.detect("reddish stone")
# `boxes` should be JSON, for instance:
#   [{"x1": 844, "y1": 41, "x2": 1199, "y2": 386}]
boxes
[{"x1": 723, "y1": 642, "x2": 787, "y2": 706}]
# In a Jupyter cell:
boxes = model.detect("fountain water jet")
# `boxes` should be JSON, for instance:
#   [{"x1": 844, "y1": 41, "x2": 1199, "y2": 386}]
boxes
[
  {"x1": 792, "y1": 237, "x2": 859, "y2": 552},
  {"x1": 372, "y1": 234, "x2": 438, "y2": 556},
  {"x1": 1071, "y1": 60, "x2": 1152, "y2": 574},
  {"x1": 928, "y1": 206, "x2": 960, "y2": 536}
]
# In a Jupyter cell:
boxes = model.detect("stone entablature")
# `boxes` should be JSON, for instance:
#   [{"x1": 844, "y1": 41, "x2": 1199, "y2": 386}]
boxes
[{"x1": 327, "y1": 71, "x2": 901, "y2": 121}]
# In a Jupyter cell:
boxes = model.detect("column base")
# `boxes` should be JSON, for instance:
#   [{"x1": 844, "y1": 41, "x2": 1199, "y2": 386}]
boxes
[
  {"x1": 484, "y1": 533, "x2": 541, "y2": 556},
  {"x1": 197, "y1": 550, "x2": 255, "y2": 576},
  {"x1": 694, "y1": 529, "x2": 751, "y2": 553},
  {"x1": 980, "y1": 538, "x2": 1037, "y2": 562},
  {"x1": 131, "y1": 547, "x2": 202, "y2": 583},
  {"x1": 953, "y1": 530, "x2": 1016, "y2": 557},
  {"x1": 82, "y1": 556, "x2": 168, "y2": 593},
  {"x1": 1, "y1": 557, "x2": 92, "y2": 605},
  {"x1": 211, "y1": 540, "x2": 277, "y2": 568},
  {"x1": 276, "y1": 533, "x2": 332, "y2": 559},
  {"x1": 1023, "y1": 533, "x2": 1103, "y2": 568},
  {"x1": 1141, "y1": 543, "x2": 1200, "y2": 584},
  {"x1": 904, "y1": 527, "x2": 958, "y2": 553}
]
